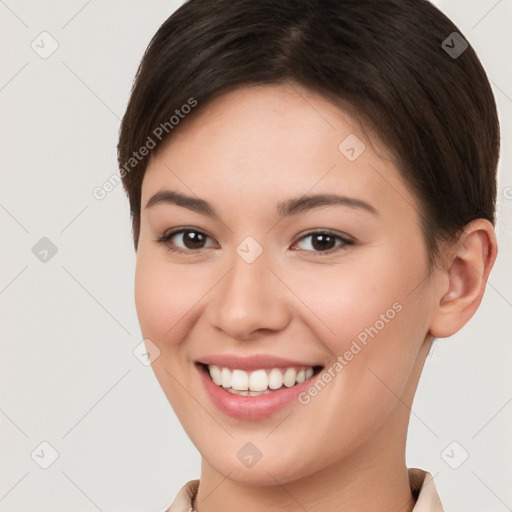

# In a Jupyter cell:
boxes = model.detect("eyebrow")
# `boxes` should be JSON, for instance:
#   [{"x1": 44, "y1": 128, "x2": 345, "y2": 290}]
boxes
[{"x1": 145, "y1": 190, "x2": 378, "y2": 217}]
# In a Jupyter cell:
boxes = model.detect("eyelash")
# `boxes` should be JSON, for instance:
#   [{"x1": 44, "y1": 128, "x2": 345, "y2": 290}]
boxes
[{"x1": 154, "y1": 228, "x2": 354, "y2": 257}]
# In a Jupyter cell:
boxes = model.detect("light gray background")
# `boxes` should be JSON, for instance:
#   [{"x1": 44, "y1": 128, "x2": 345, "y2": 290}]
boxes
[{"x1": 0, "y1": 1, "x2": 510, "y2": 511}]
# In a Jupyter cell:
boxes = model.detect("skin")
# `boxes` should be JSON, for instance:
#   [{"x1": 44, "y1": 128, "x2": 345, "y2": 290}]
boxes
[{"x1": 134, "y1": 82, "x2": 497, "y2": 512}]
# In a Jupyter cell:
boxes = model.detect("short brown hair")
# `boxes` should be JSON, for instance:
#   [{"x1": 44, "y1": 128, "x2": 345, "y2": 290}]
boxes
[{"x1": 117, "y1": 0, "x2": 500, "y2": 263}]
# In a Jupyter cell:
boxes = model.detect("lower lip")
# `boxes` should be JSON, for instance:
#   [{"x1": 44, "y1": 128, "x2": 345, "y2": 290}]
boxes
[{"x1": 196, "y1": 363, "x2": 321, "y2": 421}]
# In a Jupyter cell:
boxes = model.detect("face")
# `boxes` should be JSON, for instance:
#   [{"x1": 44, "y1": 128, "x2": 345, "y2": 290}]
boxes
[{"x1": 135, "y1": 83, "x2": 438, "y2": 484}]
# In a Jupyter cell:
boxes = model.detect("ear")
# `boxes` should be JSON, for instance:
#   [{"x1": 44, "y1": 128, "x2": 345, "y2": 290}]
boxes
[{"x1": 428, "y1": 219, "x2": 497, "y2": 338}]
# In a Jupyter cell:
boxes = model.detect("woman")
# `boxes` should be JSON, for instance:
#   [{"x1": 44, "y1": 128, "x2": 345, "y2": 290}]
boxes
[{"x1": 117, "y1": 0, "x2": 499, "y2": 510}]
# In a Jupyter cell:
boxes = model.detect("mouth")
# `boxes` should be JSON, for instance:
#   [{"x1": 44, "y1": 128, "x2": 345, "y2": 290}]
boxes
[
  {"x1": 194, "y1": 356, "x2": 327, "y2": 420},
  {"x1": 196, "y1": 362, "x2": 324, "y2": 396}
]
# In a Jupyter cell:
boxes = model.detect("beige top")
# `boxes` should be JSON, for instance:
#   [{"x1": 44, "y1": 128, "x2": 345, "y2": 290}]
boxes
[{"x1": 164, "y1": 467, "x2": 444, "y2": 511}]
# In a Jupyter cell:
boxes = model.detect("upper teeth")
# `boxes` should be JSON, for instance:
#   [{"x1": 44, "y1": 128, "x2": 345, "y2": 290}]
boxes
[{"x1": 207, "y1": 365, "x2": 315, "y2": 391}]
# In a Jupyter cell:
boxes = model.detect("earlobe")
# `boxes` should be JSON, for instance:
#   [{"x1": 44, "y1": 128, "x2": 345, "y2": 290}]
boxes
[{"x1": 428, "y1": 219, "x2": 497, "y2": 339}]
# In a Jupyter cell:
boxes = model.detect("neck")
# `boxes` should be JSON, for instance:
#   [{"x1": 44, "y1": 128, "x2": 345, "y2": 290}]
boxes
[{"x1": 194, "y1": 407, "x2": 416, "y2": 512}]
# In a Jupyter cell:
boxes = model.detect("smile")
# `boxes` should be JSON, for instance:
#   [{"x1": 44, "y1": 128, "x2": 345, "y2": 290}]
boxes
[
  {"x1": 206, "y1": 364, "x2": 321, "y2": 396},
  {"x1": 196, "y1": 362, "x2": 324, "y2": 420}
]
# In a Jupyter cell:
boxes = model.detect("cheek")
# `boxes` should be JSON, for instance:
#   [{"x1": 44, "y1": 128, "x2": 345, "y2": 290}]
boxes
[
  {"x1": 285, "y1": 269, "x2": 428, "y2": 463},
  {"x1": 289, "y1": 254, "x2": 426, "y2": 350},
  {"x1": 134, "y1": 250, "x2": 204, "y2": 417},
  {"x1": 134, "y1": 249, "x2": 199, "y2": 346},
  {"x1": 134, "y1": 253, "x2": 166, "y2": 340},
  {"x1": 288, "y1": 248, "x2": 430, "y2": 407}
]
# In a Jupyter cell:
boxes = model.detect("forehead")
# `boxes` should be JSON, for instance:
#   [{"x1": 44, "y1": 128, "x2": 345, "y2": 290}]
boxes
[{"x1": 142, "y1": 83, "x2": 418, "y2": 224}]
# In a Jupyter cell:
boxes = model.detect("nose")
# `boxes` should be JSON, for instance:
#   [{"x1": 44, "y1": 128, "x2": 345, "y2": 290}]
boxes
[{"x1": 208, "y1": 246, "x2": 291, "y2": 340}]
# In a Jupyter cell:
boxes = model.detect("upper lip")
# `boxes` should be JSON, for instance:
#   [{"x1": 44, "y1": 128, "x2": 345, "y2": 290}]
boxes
[{"x1": 196, "y1": 354, "x2": 324, "y2": 371}]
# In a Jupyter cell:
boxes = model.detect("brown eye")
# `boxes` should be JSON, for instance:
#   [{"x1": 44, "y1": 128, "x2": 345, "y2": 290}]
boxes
[
  {"x1": 176, "y1": 230, "x2": 208, "y2": 249},
  {"x1": 156, "y1": 228, "x2": 217, "y2": 254},
  {"x1": 293, "y1": 231, "x2": 353, "y2": 254}
]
